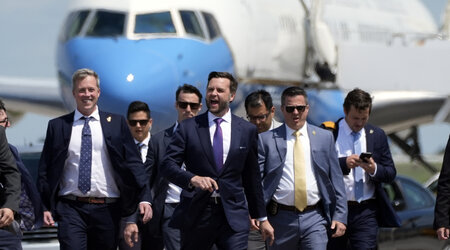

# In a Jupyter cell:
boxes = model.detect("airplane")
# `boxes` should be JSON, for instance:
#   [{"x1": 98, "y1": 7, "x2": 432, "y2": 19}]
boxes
[{"x1": 1, "y1": 0, "x2": 449, "y2": 171}]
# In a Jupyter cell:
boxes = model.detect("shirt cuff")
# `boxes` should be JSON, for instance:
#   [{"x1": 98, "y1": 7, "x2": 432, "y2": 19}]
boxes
[
  {"x1": 369, "y1": 163, "x2": 378, "y2": 177},
  {"x1": 257, "y1": 217, "x2": 268, "y2": 222}
]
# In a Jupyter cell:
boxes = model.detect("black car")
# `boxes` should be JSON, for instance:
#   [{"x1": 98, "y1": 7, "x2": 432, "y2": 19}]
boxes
[{"x1": 378, "y1": 175, "x2": 450, "y2": 250}]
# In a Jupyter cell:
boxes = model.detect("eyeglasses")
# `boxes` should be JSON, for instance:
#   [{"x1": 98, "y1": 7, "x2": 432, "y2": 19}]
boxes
[
  {"x1": 0, "y1": 117, "x2": 8, "y2": 124},
  {"x1": 128, "y1": 119, "x2": 149, "y2": 126},
  {"x1": 177, "y1": 101, "x2": 200, "y2": 110},
  {"x1": 284, "y1": 105, "x2": 307, "y2": 113},
  {"x1": 247, "y1": 113, "x2": 270, "y2": 122}
]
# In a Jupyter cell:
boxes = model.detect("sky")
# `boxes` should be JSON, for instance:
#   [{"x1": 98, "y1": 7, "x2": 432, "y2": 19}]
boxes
[{"x1": 0, "y1": 0, "x2": 449, "y2": 154}]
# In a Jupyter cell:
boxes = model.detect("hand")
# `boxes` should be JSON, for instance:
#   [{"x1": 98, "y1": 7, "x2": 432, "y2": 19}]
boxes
[
  {"x1": 43, "y1": 211, "x2": 55, "y2": 227},
  {"x1": 124, "y1": 223, "x2": 139, "y2": 247},
  {"x1": 259, "y1": 220, "x2": 274, "y2": 246},
  {"x1": 190, "y1": 176, "x2": 218, "y2": 192},
  {"x1": 437, "y1": 227, "x2": 450, "y2": 240},
  {"x1": 345, "y1": 154, "x2": 360, "y2": 169},
  {"x1": 0, "y1": 208, "x2": 14, "y2": 227},
  {"x1": 357, "y1": 157, "x2": 376, "y2": 175},
  {"x1": 250, "y1": 218, "x2": 260, "y2": 231},
  {"x1": 139, "y1": 202, "x2": 153, "y2": 224},
  {"x1": 330, "y1": 220, "x2": 346, "y2": 238}
]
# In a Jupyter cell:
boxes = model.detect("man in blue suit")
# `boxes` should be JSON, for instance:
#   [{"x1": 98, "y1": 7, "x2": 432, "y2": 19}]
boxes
[
  {"x1": 37, "y1": 68, "x2": 152, "y2": 250},
  {"x1": 161, "y1": 72, "x2": 274, "y2": 250},
  {"x1": 258, "y1": 86, "x2": 347, "y2": 250},
  {"x1": 328, "y1": 88, "x2": 400, "y2": 250}
]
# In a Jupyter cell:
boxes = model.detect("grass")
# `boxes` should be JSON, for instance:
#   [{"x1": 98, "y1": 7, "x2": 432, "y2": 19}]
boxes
[{"x1": 395, "y1": 160, "x2": 442, "y2": 183}]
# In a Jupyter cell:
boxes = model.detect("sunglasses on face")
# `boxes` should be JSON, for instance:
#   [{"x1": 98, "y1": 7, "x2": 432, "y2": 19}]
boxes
[
  {"x1": 284, "y1": 105, "x2": 307, "y2": 113},
  {"x1": 177, "y1": 101, "x2": 200, "y2": 110},
  {"x1": 0, "y1": 117, "x2": 8, "y2": 124},
  {"x1": 247, "y1": 113, "x2": 269, "y2": 122},
  {"x1": 128, "y1": 119, "x2": 149, "y2": 126}
]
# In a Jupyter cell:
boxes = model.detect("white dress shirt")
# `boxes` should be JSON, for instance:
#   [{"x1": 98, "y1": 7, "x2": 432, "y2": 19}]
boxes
[
  {"x1": 134, "y1": 132, "x2": 150, "y2": 163},
  {"x1": 208, "y1": 110, "x2": 232, "y2": 165},
  {"x1": 273, "y1": 123, "x2": 320, "y2": 206},
  {"x1": 59, "y1": 108, "x2": 120, "y2": 198},
  {"x1": 335, "y1": 119, "x2": 376, "y2": 201}
]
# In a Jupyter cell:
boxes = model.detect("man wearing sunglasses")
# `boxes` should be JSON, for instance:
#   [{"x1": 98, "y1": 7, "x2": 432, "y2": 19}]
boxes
[
  {"x1": 328, "y1": 88, "x2": 399, "y2": 250},
  {"x1": 258, "y1": 86, "x2": 347, "y2": 250},
  {"x1": 160, "y1": 72, "x2": 274, "y2": 249},
  {"x1": 245, "y1": 90, "x2": 282, "y2": 135},
  {"x1": 0, "y1": 100, "x2": 44, "y2": 249},
  {"x1": 119, "y1": 101, "x2": 153, "y2": 250},
  {"x1": 125, "y1": 84, "x2": 203, "y2": 250}
]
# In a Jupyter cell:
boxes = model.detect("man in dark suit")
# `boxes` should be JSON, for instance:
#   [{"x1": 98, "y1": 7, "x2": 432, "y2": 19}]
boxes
[
  {"x1": 125, "y1": 84, "x2": 204, "y2": 250},
  {"x1": 0, "y1": 100, "x2": 43, "y2": 234},
  {"x1": 434, "y1": 135, "x2": 450, "y2": 240},
  {"x1": 37, "y1": 68, "x2": 152, "y2": 250},
  {"x1": 160, "y1": 72, "x2": 274, "y2": 250},
  {"x1": 328, "y1": 88, "x2": 400, "y2": 250},
  {"x1": 0, "y1": 125, "x2": 21, "y2": 250},
  {"x1": 259, "y1": 86, "x2": 347, "y2": 250}
]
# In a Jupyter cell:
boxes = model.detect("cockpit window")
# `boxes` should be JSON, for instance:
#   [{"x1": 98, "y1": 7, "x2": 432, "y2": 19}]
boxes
[
  {"x1": 134, "y1": 12, "x2": 176, "y2": 34},
  {"x1": 180, "y1": 11, "x2": 205, "y2": 38},
  {"x1": 60, "y1": 10, "x2": 89, "y2": 41},
  {"x1": 202, "y1": 12, "x2": 221, "y2": 40},
  {"x1": 86, "y1": 11, "x2": 125, "y2": 37}
]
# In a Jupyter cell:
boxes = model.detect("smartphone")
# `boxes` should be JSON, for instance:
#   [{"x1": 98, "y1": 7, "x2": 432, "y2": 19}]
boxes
[{"x1": 359, "y1": 152, "x2": 372, "y2": 163}]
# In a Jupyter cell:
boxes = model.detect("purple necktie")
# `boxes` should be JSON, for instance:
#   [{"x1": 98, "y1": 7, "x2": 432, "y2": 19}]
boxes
[{"x1": 213, "y1": 118, "x2": 224, "y2": 171}]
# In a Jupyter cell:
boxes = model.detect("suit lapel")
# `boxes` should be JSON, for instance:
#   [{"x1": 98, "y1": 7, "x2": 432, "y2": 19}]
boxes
[
  {"x1": 196, "y1": 113, "x2": 216, "y2": 169},
  {"x1": 62, "y1": 112, "x2": 75, "y2": 146},
  {"x1": 365, "y1": 125, "x2": 374, "y2": 153},
  {"x1": 273, "y1": 125, "x2": 287, "y2": 164},
  {"x1": 99, "y1": 111, "x2": 113, "y2": 146}
]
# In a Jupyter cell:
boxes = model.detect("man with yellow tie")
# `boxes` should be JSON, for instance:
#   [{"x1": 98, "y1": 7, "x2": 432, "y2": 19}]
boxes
[{"x1": 258, "y1": 86, "x2": 347, "y2": 250}]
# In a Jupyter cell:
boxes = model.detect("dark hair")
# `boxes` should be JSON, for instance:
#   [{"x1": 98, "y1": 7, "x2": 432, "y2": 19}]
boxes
[
  {"x1": 245, "y1": 90, "x2": 273, "y2": 112},
  {"x1": 343, "y1": 88, "x2": 372, "y2": 113},
  {"x1": 127, "y1": 101, "x2": 151, "y2": 119},
  {"x1": 0, "y1": 99, "x2": 5, "y2": 112},
  {"x1": 207, "y1": 71, "x2": 238, "y2": 94},
  {"x1": 176, "y1": 84, "x2": 202, "y2": 103},
  {"x1": 281, "y1": 86, "x2": 308, "y2": 106}
]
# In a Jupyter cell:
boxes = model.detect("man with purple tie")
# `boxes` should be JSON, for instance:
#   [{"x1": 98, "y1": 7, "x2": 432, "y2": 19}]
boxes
[{"x1": 161, "y1": 72, "x2": 274, "y2": 250}]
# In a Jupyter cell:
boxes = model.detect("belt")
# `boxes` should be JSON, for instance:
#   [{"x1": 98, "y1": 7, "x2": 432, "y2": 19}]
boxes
[
  {"x1": 61, "y1": 194, "x2": 118, "y2": 204},
  {"x1": 276, "y1": 202, "x2": 319, "y2": 213},
  {"x1": 209, "y1": 196, "x2": 222, "y2": 205},
  {"x1": 348, "y1": 199, "x2": 375, "y2": 206}
]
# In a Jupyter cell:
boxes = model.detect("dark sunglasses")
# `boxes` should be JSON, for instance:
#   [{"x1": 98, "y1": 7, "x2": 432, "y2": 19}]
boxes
[
  {"x1": 0, "y1": 117, "x2": 9, "y2": 124},
  {"x1": 177, "y1": 101, "x2": 200, "y2": 110},
  {"x1": 128, "y1": 119, "x2": 149, "y2": 126},
  {"x1": 284, "y1": 105, "x2": 307, "y2": 113}
]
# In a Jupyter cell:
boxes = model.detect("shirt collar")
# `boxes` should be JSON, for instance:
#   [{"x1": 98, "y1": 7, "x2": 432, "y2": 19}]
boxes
[
  {"x1": 285, "y1": 121, "x2": 308, "y2": 137},
  {"x1": 341, "y1": 118, "x2": 363, "y2": 136},
  {"x1": 208, "y1": 109, "x2": 232, "y2": 125},
  {"x1": 134, "y1": 132, "x2": 151, "y2": 146},
  {"x1": 74, "y1": 107, "x2": 100, "y2": 122}
]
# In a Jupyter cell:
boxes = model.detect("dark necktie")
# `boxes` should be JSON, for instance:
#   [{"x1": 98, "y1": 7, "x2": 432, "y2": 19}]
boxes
[
  {"x1": 352, "y1": 131, "x2": 364, "y2": 202},
  {"x1": 213, "y1": 118, "x2": 224, "y2": 171},
  {"x1": 19, "y1": 182, "x2": 35, "y2": 231},
  {"x1": 78, "y1": 116, "x2": 92, "y2": 194}
]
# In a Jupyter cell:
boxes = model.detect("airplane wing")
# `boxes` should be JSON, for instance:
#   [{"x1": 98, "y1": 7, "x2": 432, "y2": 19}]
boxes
[
  {"x1": 370, "y1": 91, "x2": 450, "y2": 134},
  {"x1": 0, "y1": 76, "x2": 67, "y2": 117}
]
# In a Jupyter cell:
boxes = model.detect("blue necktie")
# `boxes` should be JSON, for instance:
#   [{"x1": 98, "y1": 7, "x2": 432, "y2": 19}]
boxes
[
  {"x1": 78, "y1": 116, "x2": 92, "y2": 194},
  {"x1": 352, "y1": 131, "x2": 364, "y2": 202},
  {"x1": 213, "y1": 118, "x2": 224, "y2": 171},
  {"x1": 19, "y1": 182, "x2": 35, "y2": 231}
]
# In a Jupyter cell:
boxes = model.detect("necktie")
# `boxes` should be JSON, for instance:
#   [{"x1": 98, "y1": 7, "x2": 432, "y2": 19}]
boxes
[
  {"x1": 78, "y1": 116, "x2": 92, "y2": 194},
  {"x1": 352, "y1": 131, "x2": 364, "y2": 202},
  {"x1": 213, "y1": 118, "x2": 224, "y2": 171},
  {"x1": 19, "y1": 182, "x2": 35, "y2": 231},
  {"x1": 293, "y1": 131, "x2": 307, "y2": 211}
]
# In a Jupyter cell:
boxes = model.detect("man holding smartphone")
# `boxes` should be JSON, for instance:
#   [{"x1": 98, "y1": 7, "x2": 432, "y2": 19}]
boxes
[{"x1": 328, "y1": 88, "x2": 400, "y2": 250}]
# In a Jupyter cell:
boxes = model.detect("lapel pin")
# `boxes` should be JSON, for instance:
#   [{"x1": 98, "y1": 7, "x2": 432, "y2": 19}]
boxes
[
  {"x1": 370, "y1": 129, "x2": 374, "y2": 134},
  {"x1": 312, "y1": 130, "x2": 316, "y2": 135},
  {"x1": 107, "y1": 116, "x2": 112, "y2": 122}
]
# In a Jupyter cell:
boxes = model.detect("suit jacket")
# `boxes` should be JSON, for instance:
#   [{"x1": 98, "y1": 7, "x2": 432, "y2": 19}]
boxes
[
  {"x1": 145, "y1": 124, "x2": 176, "y2": 235},
  {"x1": 37, "y1": 110, "x2": 151, "y2": 217},
  {"x1": 0, "y1": 126, "x2": 20, "y2": 213},
  {"x1": 258, "y1": 123, "x2": 347, "y2": 225},
  {"x1": 335, "y1": 121, "x2": 400, "y2": 227},
  {"x1": 161, "y1": 112, "x2": 266, "y2": 232},
  {"x1": 434, "y1": 135, "x2": 450, "y2": 229},
  {"x1": 9, "y1": 144, "x2": 44, "y2": 229}
]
